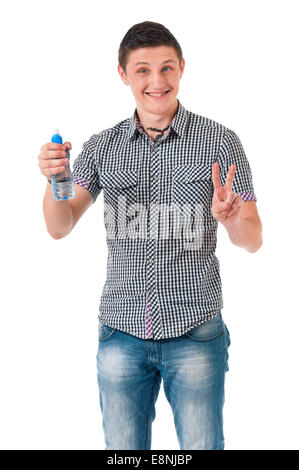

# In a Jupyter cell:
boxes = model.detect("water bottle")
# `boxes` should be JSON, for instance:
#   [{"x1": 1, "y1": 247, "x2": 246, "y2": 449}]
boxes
[{"x1": 50, "y1": 129, "x2": 75, "y2": 201}]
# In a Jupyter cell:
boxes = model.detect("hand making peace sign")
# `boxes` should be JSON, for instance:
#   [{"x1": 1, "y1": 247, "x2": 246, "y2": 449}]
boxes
[{"x1": 211, "y1": 162, "x2": 244, "y2": 224}]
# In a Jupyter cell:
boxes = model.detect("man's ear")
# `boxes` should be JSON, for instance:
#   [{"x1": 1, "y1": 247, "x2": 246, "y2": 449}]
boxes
[
  {"x1": 118, "y1": 64, "x2": 129, "y2": 85},
  {"x1": 180, "y1": 57, "x2": 186, "y2": 78}
]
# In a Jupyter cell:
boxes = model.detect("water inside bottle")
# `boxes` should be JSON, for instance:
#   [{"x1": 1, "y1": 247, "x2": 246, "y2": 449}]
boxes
[{"x1": 52, "y1": 176, "x2": 75, "y2": 201}]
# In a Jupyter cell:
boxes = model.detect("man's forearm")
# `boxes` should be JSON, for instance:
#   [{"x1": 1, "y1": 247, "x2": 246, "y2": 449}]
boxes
[
  {"x1": 43, "y1": 181, "x2": 73, "y2": 239},
  {"x1": 221, "y1": 215, "x2": 263, "y2": 253}
]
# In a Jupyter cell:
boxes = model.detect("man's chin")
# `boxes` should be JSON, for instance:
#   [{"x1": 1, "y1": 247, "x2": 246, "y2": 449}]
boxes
[{"x1": 139, "y1": 94, "x2": 178, "y2": 111}]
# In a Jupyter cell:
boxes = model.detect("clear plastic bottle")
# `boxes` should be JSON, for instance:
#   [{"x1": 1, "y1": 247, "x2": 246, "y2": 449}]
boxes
[{"x1": 50, "y1": 129, "x2": 75, "y2": 200}]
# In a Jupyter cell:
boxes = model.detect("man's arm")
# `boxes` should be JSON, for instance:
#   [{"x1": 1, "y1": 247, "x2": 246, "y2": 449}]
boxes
[
  {"x1": 211, "y1": 163, "x2": 262, "y2": 253},
  {"x1": 43, "y1": 182, "x2": 94, "y2": 239},
  {"x1": 221, "y1": 201, "x2": 263, "y2": 253}
]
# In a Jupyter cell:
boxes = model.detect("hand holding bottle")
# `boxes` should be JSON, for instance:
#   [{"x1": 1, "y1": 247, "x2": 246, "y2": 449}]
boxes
[
  {"x1": 38, "y1": 130, "x2": 75, "y2": 200},
  {"x1": 38, "y1": 141, "x2": 72, "y2": 179}
]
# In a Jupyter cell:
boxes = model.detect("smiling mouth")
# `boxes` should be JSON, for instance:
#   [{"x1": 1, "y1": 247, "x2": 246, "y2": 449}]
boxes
[{"x1": 145, "y1": 90, "x2": 170, "y2": 97}]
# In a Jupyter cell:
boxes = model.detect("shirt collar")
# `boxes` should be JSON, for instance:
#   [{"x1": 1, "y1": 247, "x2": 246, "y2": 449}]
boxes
[{"x1": 126, "y1": 99, "x2": 188, "y2": 142}]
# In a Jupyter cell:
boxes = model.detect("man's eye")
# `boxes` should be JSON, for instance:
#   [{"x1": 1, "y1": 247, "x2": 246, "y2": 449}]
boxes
[{"x1": 138, "y1": 67, "x2": 172, "y2": 74}]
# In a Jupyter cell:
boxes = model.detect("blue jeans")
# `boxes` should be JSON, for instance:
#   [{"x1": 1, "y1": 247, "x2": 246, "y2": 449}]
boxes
[{"x1": 96, "y1": 313, "x2": 231, "y2": 450}]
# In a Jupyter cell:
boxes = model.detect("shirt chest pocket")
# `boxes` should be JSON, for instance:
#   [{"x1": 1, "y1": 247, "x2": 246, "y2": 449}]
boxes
[
  {"x1": 172, "y1": 164, "x2": 212, "y2": 211},
  {"x1": 100, "y1": 170, "x2": 138, "y2": 210}
]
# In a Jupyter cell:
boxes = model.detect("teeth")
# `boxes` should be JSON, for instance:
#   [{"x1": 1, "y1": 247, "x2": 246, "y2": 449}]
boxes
[{"x1": 146, "y1": 91, "x2": 168, "y2": 97}]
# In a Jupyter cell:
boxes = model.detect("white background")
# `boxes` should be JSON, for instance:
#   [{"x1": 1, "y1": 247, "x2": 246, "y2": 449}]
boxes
[{"x1": 0, "y1": 0, "x2": 298, "y2": 450}]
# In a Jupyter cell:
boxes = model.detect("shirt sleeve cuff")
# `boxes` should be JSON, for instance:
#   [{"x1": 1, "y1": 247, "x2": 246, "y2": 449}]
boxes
[
  {"x1": 239, "y1": 191, "x2": 257, "y2": 202},
  {"x1": 73, "y1": 176, "x2": 100, "y2": 203},
  {"x1": 73, "y1": 176, "x2": 89, "y2": 190}
]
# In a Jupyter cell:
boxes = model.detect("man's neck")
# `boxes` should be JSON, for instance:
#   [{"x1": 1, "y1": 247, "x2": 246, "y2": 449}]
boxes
[{"x1": 136, "y1": 99, "x2": 179, "y2": 141}]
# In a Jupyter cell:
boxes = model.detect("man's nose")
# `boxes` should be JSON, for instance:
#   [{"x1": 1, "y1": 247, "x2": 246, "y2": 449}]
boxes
[{"x1": 151, "y1": 72, "x2": 167, "y2": 89}]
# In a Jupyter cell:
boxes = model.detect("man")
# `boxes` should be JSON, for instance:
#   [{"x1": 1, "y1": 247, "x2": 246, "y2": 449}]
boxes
[{"x1": 39, "y1": 21, "x2": 262, "y2": 450}]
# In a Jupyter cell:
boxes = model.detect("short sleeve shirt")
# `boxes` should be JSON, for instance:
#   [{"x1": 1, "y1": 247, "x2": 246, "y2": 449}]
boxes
[{"x1": 72, "y1": 100, "x2": 257, "y2": 340}]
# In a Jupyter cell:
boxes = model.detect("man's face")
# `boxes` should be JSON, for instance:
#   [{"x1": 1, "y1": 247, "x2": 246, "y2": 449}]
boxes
[{"x1": 118, "y1": 45, "x2": 185, "y2": 115}]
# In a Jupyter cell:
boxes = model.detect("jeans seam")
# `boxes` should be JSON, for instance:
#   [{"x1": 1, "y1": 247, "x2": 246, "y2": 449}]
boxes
[
  {"x1": 222, "y1": 326, "x2": 225, "y2": 375},
  {"x1": 144, "y1": 378, "x2": 157, "y2": 450},
  {"x1": 222, "y1": 324, "x2": 227, "y2": 450}
]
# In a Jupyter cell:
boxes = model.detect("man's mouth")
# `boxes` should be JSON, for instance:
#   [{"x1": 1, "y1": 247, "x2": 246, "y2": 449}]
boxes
[{"x1": 145, "y1": 90, "x2": 170, "y2": 98}]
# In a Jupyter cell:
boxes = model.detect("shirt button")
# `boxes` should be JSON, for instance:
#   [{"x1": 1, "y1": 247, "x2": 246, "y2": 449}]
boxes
[
  {"x1": 152, "y1": 175, "x2": 158, "y2": 181},
  {"x1": 148, "y1": 287, "x2": 154, "y2": 294}
]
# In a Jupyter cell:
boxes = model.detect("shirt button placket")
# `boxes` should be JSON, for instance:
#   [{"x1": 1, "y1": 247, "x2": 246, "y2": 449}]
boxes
[{"x1": 146, "y1": 143, "x2": 162, "y2": 340}]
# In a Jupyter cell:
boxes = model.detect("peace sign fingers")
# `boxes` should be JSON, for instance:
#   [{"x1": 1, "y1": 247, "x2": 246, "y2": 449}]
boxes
[
  {"x1": 211, "y1": 163, "x2": 241, "y2": 224},
  {"x1": 212, "y1": 162, "x2": 222, "y2": 190},
  {"x1": 225, "y1": 164, "x2": 236, "y2": 191},
  {"x1": 212, "y1": 163, "x2": 237, "y2": 191}
]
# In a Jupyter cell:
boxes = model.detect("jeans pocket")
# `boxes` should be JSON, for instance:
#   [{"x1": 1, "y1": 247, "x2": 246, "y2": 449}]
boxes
[
  {"x1": 184, "y1": 314, "x2": 224, "y2": 342},
  {"x1": 98, "y1": 319, "x2": 117, "y2": 342}
]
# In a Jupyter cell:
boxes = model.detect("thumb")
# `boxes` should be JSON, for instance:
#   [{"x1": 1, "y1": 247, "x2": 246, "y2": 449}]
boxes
[{"x1": 64, "y1": 141, "x2": 72, "y2": 150}]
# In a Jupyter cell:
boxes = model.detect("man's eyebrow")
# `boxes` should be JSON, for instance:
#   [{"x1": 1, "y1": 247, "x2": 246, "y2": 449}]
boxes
[{"x1": 134, "y1": 59, "x2": 176, "y2": 66}]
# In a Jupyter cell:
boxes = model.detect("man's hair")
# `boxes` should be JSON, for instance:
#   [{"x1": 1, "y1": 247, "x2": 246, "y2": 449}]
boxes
[{"x1": 118, "y1": 21, "x2": 183, "y2": 73}]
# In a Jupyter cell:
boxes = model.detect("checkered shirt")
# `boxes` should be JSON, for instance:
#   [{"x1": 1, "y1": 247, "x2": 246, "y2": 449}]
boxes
[{"x1": 72, "y1": 100, "x2": 257, "y2": 340}]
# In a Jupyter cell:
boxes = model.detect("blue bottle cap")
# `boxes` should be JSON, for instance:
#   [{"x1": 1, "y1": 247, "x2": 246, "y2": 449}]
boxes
[{"x1": 51, "y1": 129, "x2": 63, "y2": 144}]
